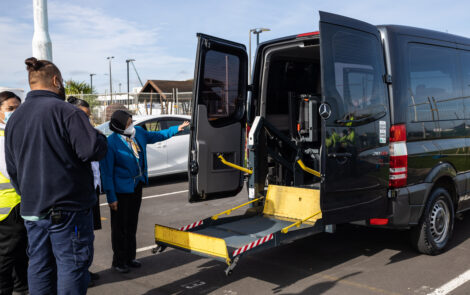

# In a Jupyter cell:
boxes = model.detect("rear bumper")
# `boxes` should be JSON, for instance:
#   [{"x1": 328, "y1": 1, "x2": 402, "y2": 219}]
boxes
[{"x1": 389, "y1": 182, "x2": 433, "y2": 227}]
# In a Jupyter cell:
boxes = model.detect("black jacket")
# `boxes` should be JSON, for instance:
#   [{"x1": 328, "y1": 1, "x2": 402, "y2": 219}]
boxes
[{"x1": 5, "y1": 90, "x2": 108, "y2": 217}]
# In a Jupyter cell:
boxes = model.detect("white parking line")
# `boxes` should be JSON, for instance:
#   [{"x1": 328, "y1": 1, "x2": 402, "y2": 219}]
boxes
[
  {"x1": 99, "y1": 190, "x2": 188, "y2": 206},
  {"x1": 136, "y1": 245, "x2": 157, "y2": 253},
  {"x1": 428, "y1": 269, "x2": 470, "y2": 295}
]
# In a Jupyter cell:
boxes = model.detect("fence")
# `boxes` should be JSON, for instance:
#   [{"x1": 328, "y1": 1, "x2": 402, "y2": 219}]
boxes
[{"x1": 74, "y1": 92, "x2": 193, "y2": 124}]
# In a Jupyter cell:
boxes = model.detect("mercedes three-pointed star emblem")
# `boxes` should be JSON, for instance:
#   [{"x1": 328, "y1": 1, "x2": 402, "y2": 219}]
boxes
[{"x1": 319, "y1": 103, "x2": 331, "y2": 120}]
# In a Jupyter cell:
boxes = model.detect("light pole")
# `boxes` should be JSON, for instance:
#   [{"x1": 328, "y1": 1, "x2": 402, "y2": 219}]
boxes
[
  {"x1": 126, "y1": 59, "x2": 135, "y2": 109},
  {"x1": 248, "y1": 28, "x2": 270, "y2": 82},
  {"x1": 107, "y1": 56, "x2": 114, "y2": 103},
  {"x1": 89, "y1": 73, "x2": 96, "y2": 93}
]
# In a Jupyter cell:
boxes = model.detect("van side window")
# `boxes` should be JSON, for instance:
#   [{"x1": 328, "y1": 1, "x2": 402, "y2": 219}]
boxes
[
  {"x1": 407, "y1": 43, "x2": 462, "y2": 122},
  {"x1": 461, "y1": 51, "x2": 470, "y2": 115},
  {"x1": 200, "y1": 50, "x2": 243, "y2": 124},
  {"x1": 324, "y1": 28, "x2": 388, "y2": 124}
]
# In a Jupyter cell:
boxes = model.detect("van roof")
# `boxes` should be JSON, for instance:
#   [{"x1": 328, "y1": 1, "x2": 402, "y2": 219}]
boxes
[
  {"x1": 258, "y1": 24, "x2": 470, "y2": 49},
  {"x1": 379, "y1": 25, "x2": 470, "y2": 46}
]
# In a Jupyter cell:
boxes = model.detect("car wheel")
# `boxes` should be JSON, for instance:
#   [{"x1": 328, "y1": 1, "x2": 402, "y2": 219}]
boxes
[{"x1": 410, "y1": 187, "x2": 454, "y2": 255}]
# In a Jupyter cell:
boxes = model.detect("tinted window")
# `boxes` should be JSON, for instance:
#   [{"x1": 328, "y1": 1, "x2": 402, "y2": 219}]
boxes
[
  {"x1": 144, "y1": 120, "x2": 161, "y2": 132},
  {"x1": 461, "y1": 50, "x2": 470, "y2": 118},
  {"x1": 407, "y1": 44, "x2": 462, "y2": 122},
  {"x1": 322, "y1": 25, "x2": 388, "y2": 124},
  {"x1": 200, "y1": 50, "x2": 243, "y2": 123},
  {"x1": 161, "y1": 119, "x2": 189, "y2": 135}
]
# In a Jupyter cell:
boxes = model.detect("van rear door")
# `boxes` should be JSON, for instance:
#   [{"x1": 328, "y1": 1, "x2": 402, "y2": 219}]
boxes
[
  {"x1": 319, "y1": 12, "x2": 390, "y2": 224},
  {"x1": 189, "y1": 34, "x2": 248, "y2": 202}
]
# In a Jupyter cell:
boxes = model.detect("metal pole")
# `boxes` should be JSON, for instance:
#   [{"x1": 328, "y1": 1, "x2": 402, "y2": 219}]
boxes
[
  {"x1": 127, "y1": 60, "x2": 130, "y2": 109},
  {"x1": 248, "y1": 30, "x2": 252, "y2": 83},
  {"x1": 126, "y1": 59, "x2": 135, "y2": 109},
  {"x1": 107, "y1": 56, "x2": 114, "y2": 103},
  {"x1": 32, "y1": 0, "x2": 52, "y2": 61},
  {"x1": 89, "y1": 73, "x2": 95, "y2": 93}
]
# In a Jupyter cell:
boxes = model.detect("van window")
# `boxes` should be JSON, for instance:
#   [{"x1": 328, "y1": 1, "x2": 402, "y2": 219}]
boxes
[
  {"x1": 199, "y1": 50, "x2": 243, "y2": 124},
  {"x1": 407, "y1": 43, "x2": 462, "y2": 122},
  {"x1": 460, "y1": 51, "x2": 470, "y2": 117},
  {"x1": 322, "y1": 26, "x2": 388, "y2": 124}
]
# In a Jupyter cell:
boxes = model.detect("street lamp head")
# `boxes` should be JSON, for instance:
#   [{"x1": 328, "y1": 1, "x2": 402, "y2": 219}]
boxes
[
  {"x1": 252, "y1": 28, "x2": 271, "y2": 34},
  {"x1": 107, "y1": 56, "x2": 114, "y2": 60},
  {"x1": 126, "y1": 58, "x2": 135, "y2": 63}
]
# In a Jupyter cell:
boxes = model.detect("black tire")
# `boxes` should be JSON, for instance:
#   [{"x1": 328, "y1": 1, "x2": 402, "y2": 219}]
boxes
[{"x1": 410, "y1": 187, "x2": 454, "y2": 255}]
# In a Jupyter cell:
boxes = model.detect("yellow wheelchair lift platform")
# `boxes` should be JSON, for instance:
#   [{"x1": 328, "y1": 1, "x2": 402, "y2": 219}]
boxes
[{"x1": 154, "y1": 184, "x2": 323, "y2": 275}]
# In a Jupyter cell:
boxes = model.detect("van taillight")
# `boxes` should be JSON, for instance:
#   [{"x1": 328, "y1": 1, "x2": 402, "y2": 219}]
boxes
[{"x1": 389, "y1": 124, "x2": 407, "y2": 188}]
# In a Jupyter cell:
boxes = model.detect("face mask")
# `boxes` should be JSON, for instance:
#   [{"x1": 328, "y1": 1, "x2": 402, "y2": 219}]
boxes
[
  {"x1": 123, "y1": 123, "x2": 136, "y2": 138},
  {"x1": 3, "y1": 111, "x2": 14, "y2": 124}
]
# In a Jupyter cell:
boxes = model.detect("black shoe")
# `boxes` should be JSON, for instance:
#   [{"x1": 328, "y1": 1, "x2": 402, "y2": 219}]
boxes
[
  {"x1": 89, "y1": 271, "x2": 100, "y2": 281},
  {"x1": 113, "y1": 265, "x2": 130, "y2": 273},
  {"x1": 128, "y1": 259, "x2": 142, "y2": 268},
  {"x1": 88, "y1": 280, "x2": 95, "y2": 288}
]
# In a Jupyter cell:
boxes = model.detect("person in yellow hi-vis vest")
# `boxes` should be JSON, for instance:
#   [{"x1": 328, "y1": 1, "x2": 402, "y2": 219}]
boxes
[{"x1": 0, "y1": 91, "x2": 28, "y2": 295}]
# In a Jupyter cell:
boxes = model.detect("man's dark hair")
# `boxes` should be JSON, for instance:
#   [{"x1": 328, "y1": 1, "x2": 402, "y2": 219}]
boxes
[
  {"x1": 0, "y1": 91, "x2": 21, "y2": 106},
  {"x1": 24, "y1": 57, "x2": 61, "y2": 87},
  {"x1": 67, "y1": 96, "x2": 90, "y2": 108}
]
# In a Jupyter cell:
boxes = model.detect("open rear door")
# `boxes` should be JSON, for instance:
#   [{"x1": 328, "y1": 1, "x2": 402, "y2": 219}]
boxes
[
  {"x1": 189, "y1": 34, "x2": 248, "y2": 202},
  {"x1": 319, "y1": 12, "x2": 391, "y2": 224}
]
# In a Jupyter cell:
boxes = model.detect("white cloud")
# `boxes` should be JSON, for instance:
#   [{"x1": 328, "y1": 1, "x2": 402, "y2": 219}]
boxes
[{"x1": 0, "y1": 1, "x2": 194, "y2": 92}]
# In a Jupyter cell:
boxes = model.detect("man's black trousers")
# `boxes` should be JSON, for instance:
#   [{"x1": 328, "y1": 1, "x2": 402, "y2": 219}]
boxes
[{"x1": 110, "y1": 183, "x2": 143, "y2": 267}]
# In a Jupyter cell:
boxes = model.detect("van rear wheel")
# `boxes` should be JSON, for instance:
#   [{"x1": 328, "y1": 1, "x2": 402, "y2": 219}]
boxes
[{"x1": 410, "y1": 187, "x2": 454, "y2": 255}]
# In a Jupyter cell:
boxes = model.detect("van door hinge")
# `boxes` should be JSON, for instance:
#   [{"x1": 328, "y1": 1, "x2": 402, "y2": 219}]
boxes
[
  {"x1": 247, "y1": 84, "x2": 254, "y2": 92},
  {"x1": 383, "y1": 74, "x2": 392, "y2": 84}
]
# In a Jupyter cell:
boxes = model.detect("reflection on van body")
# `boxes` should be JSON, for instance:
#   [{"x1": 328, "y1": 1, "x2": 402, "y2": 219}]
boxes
[{"x1": 186, "y1": 12, "x2": 470, "y2": 257}]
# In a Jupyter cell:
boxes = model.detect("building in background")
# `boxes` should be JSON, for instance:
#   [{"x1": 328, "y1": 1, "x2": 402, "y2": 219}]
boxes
[{"x1": 139, "y1": 79, "x2": 193, "y2": 115}]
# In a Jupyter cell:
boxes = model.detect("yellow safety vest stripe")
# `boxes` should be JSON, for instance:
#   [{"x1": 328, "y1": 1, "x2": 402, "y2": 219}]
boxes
[{"x1": 0, "y1": 128, "x2": 21, "y2": 222}]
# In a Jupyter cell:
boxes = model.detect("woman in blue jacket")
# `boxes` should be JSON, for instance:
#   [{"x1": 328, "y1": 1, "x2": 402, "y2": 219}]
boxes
[{"x1": 100, "y1": 110, "x2": 188, "y2": 273}]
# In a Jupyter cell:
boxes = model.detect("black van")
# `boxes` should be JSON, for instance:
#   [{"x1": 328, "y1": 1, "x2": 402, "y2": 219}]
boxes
[{"x1": 188, "y1": 11, "x2": 470, "y2": 255}]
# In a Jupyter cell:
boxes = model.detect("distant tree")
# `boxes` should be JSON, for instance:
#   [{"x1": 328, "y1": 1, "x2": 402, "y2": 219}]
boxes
[
  {"x1": 65, "y1": 79, "x2": 101, "y2": 122},
  {"x1": 65, "y1": 80, "x2": 94, "y2": 95}
]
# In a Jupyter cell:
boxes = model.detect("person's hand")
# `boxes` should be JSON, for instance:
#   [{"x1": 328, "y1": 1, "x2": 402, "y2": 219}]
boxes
[
  {"x1": 178, "y1": 121, "x2": 190, "y2": 132},
  {"x1": 109, "y1": 201, "x2": 118, "y2": 211}
]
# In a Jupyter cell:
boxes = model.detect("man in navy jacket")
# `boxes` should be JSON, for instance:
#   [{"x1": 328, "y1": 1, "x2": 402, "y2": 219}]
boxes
[{"x1": 5, "y1": 57, "x2": 107, "y2": 295}]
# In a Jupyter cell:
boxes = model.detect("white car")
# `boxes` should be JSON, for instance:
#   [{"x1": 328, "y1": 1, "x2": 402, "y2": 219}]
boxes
[{"x1": 96, "y1": 114, "x2": 190, "y2": 177}]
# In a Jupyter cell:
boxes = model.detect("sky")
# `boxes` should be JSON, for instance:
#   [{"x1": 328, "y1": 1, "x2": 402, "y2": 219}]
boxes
[{"x1": 2, "y1": 0, "x2": 470, "y2": 93}]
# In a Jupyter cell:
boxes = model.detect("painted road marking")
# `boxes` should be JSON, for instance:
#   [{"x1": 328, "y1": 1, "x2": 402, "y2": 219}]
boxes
[
  {"x1": 136, "y1": 245, "x2": 156, "y2": 253},
  {"x1": 99, "y1": 190, "x2": 188, "y2": 206},
  {"x1": 181, "y1": 280, "x2": 206, "y2": 289},
  {"x1": 428, "y1": 269, "x2": 470, "y2": 295}
]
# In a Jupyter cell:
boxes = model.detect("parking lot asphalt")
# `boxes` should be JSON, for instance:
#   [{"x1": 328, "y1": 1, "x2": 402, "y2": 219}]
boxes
[{"x1": 88, "y1": 174, "x2": 470, "y2": 295}]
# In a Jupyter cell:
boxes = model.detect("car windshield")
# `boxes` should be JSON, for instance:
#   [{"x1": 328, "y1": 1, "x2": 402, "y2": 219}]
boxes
[{"x1": 95, "y1": 121, "x2": 112, "y2": 136}]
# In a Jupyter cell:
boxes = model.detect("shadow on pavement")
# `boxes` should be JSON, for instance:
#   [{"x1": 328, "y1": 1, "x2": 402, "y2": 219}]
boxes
[
  {"x1": 147, "y1": 173, "x2": 188, "y2": 187},
  {"x1": 91, "y1": 249, "x2": 200, "y2": 288},
  {"x1": 139, "y1": 212, "x2": 470, "y2": 295}
]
